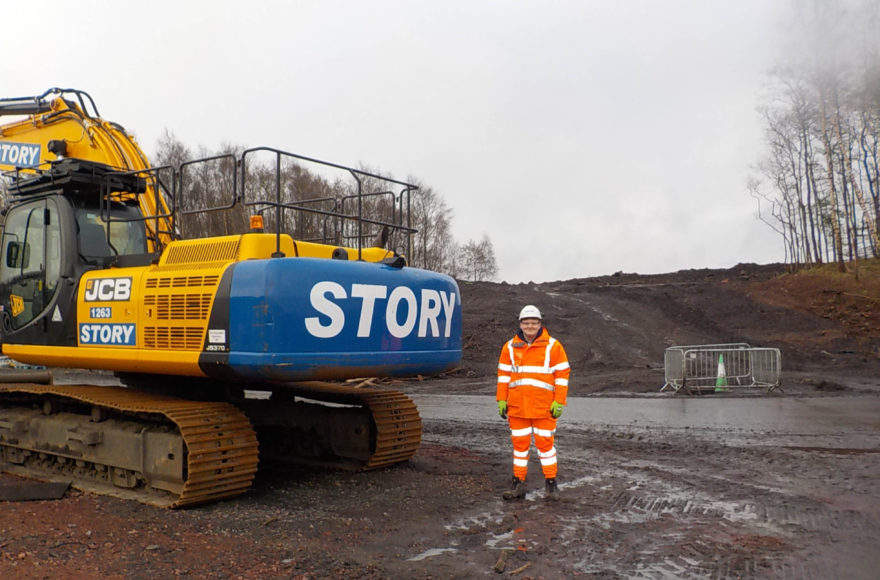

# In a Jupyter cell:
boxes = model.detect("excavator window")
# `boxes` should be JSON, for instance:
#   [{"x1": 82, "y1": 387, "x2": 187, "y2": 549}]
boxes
[
  {"x1": 0, "y1": 198, "x2": 61, "y2": 328},
  {"x1": 77, "y1": 220, "x2": 113, "y2": 261},
  {"x1": 74, "y1": 201, "x2": 148, "y2": 263}
]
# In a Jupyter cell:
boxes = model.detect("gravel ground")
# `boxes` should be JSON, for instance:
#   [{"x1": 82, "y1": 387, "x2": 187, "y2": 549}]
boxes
[
  {"x1": 2, "y1": 379, "x2": 879, "y2": 579},
  {"x1": 1, "y1": 261, "x2": 878, "y2": 578}
]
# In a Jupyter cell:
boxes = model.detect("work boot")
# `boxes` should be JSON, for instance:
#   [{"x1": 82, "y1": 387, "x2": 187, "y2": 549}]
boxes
[
  {"x1": 545, "y1": 478, "x2": 560, "y2": 501},
  {"x1": 502, "y1": 476, "x2": 526, "y2": 500}
]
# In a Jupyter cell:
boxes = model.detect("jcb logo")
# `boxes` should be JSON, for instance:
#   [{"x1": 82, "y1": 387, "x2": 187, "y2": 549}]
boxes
[
  {"x1": 9, "y1": 294, "x2": 24, "y2": 317},
  {"x1": 84, "y1": 277, "x2": 132, "y2": 302}
]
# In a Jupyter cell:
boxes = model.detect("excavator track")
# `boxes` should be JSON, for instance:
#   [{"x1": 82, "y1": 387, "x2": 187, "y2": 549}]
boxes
[
  {"x1": 0, "y1": 383, "x2": 259, "y2": 508},
  {"x1": 244, "y1": 381, "x2": 422, "y2": 471},
  {"x1": 357, "y1": 388, "x2": 423, "y2": 469}
]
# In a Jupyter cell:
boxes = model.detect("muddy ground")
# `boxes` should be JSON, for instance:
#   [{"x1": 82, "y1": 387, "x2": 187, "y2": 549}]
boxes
[{"x1": 1, "y1": 261, "x2": 879, "y2": 579}]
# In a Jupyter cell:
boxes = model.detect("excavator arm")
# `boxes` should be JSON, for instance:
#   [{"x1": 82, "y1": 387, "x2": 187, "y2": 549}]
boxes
[{"x1": 0, "y1": 88, "x2": 174, "y2": 252}]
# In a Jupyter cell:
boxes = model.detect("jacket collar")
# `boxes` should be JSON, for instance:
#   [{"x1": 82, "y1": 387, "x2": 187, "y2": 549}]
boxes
[{"x1": 516, "y1": 326, "x2": 547, "y2": 345}]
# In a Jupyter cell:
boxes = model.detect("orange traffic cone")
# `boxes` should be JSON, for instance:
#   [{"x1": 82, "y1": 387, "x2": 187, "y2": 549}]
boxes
[{"x1": 714, "y1": 354, "x2": 728, "y2": 392}]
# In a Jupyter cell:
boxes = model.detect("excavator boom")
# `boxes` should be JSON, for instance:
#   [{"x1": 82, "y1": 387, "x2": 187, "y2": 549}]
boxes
[{"x1": 0, "y1": 88, "x2": 174, "y2": 251}]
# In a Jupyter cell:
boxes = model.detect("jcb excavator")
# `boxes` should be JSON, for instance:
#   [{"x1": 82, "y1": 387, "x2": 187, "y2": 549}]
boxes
[{"x1": 0, "y1": 88, "x2": 461, "y2": 507}]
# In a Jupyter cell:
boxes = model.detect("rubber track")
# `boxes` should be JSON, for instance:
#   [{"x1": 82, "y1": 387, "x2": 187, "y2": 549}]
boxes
[
  {"x1": 282, "y1": 382, "x2": 422, "y2": 470},
  {"x1": 0, "y1": 384, "x2": 259, "y2": 508}
]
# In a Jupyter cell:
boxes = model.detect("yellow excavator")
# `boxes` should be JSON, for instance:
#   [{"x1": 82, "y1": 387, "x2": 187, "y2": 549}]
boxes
[{"x1": 0, "y1": 88, "x2": 461, "y2": 507}]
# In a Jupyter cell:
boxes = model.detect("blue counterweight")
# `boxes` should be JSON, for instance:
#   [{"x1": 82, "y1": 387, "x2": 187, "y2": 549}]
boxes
[{"x1": 207, "y1": 258, "x2": 462, "y2": 381}]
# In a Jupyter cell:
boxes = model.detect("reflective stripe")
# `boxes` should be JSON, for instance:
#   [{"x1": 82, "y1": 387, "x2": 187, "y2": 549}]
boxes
[
  {"x1": 498, "y1": 376, "x2": 511, "y2": 384},
  {"x1": 544, "y1": 338, "x2": 555, "y2": 368},
  {"x1": 513, "y1": 449, "x2": 529, "y2": 458},
  {"x1": 515, "y1": 365, "x2": 551, "y2": 373},
  {"x1": 555, "y1": 378, "x2": 568, "y2": 386},
  {"x1": 534, "y1": 427, "x2": 556, "y2": 438},
  {"x1": 551, "y1": 361, "x2": 570, "y2": 372},
  {"x1": 539, "y1": 455, "x2": 557, "y2": 466},
  {"x1": 498, "y1": 363, "x2": 513, "y2": 372},
  {"x1": 510, "y1": 427, "x2": 532, "y2": 437},
  {"x1": 513, "y1": 458, "x2": 529, "y2": 467},
  {"x1": 537, "y1": 447, "x2": 556, "y2": 459},
  {"x1": 510, "y1": 378, "x2": 554, "y2": 391}
]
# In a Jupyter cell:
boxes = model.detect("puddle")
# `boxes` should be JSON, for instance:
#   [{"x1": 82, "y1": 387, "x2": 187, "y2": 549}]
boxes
[
  {"x1": 413, "y1": 395, "x2": 880, "y2": 440},
  {"x1": 406, "y1": 547, "x2": 457, "y2": 561}
]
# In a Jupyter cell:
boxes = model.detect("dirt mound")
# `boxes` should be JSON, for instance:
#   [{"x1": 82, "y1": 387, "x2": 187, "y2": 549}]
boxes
[{"x1": 450, "y1": 260, "x2": 880, "y2": 394}]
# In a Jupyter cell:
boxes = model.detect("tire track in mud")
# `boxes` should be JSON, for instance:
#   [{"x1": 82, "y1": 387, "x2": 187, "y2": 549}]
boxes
[{"x1": 417, "y1": 416, "x2": 880, "y2": 578}]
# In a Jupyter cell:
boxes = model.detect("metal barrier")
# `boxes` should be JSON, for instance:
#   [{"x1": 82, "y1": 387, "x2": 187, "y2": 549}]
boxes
[{"x1": 661, "y1": 343, "x2": 781, "y2": 394}]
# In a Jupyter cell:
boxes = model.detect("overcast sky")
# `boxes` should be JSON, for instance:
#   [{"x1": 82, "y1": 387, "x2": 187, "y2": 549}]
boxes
[{"x1": 3, "y1": 1, "x2": 797, "y2": 283}]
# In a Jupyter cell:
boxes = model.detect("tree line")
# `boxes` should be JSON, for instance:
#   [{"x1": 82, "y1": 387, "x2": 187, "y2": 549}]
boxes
[
  {"x1": 152, "y1": 131, "x2": 497, "y2": 281},
  {"x1": 751, "y1": 0, "x2": 879, "y2": 270}
]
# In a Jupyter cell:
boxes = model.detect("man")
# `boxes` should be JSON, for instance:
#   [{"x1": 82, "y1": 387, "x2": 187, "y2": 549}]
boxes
[{"x1": 496, "y1": 304, "x2": 570, "y2": 501}]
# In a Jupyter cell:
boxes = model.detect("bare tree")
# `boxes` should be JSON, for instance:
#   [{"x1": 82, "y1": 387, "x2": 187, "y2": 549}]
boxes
[
  {"x1": 754, "y1": 0, "x2": 879, "y2": 269},
  {"x1": 154, "y1": 129, "x2": 191, "y2": 168},
  {"x1": 407, "y1": 180, "x2": 456, "y2": 274},
  {"x1": 456, "y1": 235, "x2": 498, "y2": 281}
]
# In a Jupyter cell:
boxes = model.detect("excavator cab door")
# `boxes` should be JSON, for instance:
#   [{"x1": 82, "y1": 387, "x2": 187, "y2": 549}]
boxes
[{"x1": 0, "y1": 197, "x2": 63, "y2": 332}]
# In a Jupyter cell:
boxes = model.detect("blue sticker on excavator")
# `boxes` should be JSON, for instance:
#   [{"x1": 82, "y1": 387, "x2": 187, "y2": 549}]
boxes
[
  {"x1": 225, "y1": 258, "x2": 462, "y2": 380},
  {"x1": 0, "y1": 142, "x2": 41, "y2": 167}
]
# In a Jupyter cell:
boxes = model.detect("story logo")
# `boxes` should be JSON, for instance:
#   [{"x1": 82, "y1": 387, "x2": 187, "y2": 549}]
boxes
[
  {"x1": 0, "y1": 142, "x2": 40, "y2": 167},
  {"x1": 79, "y1": 323, "x2": 136, "y2": 345},
  {"x1": 305, "y1": 282, "x2": 456, "y2": 339}
]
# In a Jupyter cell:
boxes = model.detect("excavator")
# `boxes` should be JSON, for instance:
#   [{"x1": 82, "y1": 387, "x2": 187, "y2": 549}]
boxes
[{"x1": 0, "y1": 88, "x2": 461, "y2": 507}]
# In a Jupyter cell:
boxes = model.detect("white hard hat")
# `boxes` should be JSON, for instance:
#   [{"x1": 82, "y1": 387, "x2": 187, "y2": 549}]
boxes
[{"x1": 518, "y1": 305, "x2": 542, "y2": 320}]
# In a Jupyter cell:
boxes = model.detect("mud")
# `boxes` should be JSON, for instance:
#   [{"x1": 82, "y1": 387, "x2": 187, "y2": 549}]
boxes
[
  {"x1": 1, "y1": 261, "x2": 879, "y2": 578},
  {"x1": 3, "y1": 384, "x2": 878, "y2": 579}
]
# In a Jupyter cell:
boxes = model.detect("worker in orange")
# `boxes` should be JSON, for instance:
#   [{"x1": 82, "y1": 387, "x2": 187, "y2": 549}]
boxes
[{"x1": 496, "y1": 304, "x2": 570, "y2": 501}]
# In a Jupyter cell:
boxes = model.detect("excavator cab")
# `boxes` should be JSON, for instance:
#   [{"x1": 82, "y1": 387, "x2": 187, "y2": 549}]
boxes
[{"x1": 0, "y1": 159, "x2": 154, "y2": 344}]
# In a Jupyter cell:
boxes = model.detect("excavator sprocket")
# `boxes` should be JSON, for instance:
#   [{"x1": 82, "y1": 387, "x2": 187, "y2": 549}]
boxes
[{"x1": 0, "y1": 384, "x2": 259, "y2": 508}]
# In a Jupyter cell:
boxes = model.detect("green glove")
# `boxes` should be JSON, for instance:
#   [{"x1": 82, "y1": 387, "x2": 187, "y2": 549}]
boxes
[
  {"x1": 497, "y1": 400, "x2": 508, "y2": 419},
  {"x1": 550, "y1": 400, "x2": 564, "y2": 418}
]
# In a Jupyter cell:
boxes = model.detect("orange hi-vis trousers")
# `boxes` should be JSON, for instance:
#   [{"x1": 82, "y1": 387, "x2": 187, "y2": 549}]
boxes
[{"x1": 508, "y1": 416, "x2": 557, "y2": 480}]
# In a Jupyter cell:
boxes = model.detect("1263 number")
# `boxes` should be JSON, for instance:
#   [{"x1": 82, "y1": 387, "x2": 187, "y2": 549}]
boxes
[{"x1": 89, "y1": 307, "x2": 113, "y2": 319}]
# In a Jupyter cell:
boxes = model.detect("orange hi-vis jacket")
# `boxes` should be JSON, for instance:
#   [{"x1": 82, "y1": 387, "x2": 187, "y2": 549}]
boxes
[{"x1": 496, "y1": 327, "x2": 570, "y2": 419}]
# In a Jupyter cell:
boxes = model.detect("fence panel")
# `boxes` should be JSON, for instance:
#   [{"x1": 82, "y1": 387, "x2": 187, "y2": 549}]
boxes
[{"x1": 661, "y1": 343, "x2": 781, "y2": 394}]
